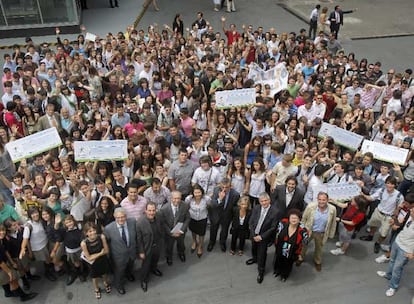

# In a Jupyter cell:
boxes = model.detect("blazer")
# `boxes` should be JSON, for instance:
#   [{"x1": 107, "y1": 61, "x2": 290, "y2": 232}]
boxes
[
  {"x1": 271, "y1": 185, "x2": 305, "y2": 220},
  {"x1": 158, "y1": 201, "x2": 191, "y2": 236},
  {"x1": 329, "y1": 9, "x2": 354, "y2": 26},
  {"x1": 209, "y1": 187, "x2": 240, "y2": 225},
  {"x1": 248, "y1": 204, "x2": 278, "y2": 242},
  {"x1": 231, "y1": 207, "x2": 251, "y2": 237},
  {"x1": 38, "y1": 113, "x2": 63, "y2": 132},
  {"x1": 302, "y1": 202, "x2": 337, "y2": 244},
  {"x1": 104, "y1": 218, "x2": 138, "y2": 264},
  {"x1": 136, "y1": 215, "x2": 162, "y2": 256}
]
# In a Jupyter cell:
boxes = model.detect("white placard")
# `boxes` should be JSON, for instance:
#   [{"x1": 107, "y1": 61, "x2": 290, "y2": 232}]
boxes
[
  {"x1": 318, "y1": 122, "x2": 364, "y2": 151},
  {"x1": 74, "y1": 140, "x2": 128, "y2": 162},
  {"x1": 6, "y1": 128, "x2": 62, "y2": 163},
  {"x1": 215, "y1": 88, "x2": 256, "y2": 109},
  {"x1": 248, "y1": 63, "x2": 289, "y2": 95},
  {"x1": 314, "y1": 183, "x2": 361, "y2": 202},
  {"x1": 85, "y1": 32, "x2": 97, "y2": 42},
  {"x1": 361, "y1": 140, "x2": 409, "y2": 165}
]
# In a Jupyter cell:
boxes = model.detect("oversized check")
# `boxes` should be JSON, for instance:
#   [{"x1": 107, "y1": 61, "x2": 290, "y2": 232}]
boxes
[
  {"x1": 361, "y1": 140, "x2": 409, "y2": 165},
  {"x1": 6, "y1": 127, "x2": 62, "y2": 162},
  {"x1": 314, "y1": 183, "x2": 361, "y2": 202},
  {"x1": 215, "y1": 88, "x2": 256, "y2": 109},
  {"x1": 74, "y1": 140, "x2": 128, "y2": 162},
  {"x1": 318, "y1": 122, "x2": 364, "y2": 151}
]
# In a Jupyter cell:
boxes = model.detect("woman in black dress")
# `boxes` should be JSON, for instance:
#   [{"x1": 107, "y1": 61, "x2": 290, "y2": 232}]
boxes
[
  {"x1": 273, "y1": 209, "x2": 309, "y2": 281},
  {"x1": 80, "y1": 222, "x2": 111, "y2": 299},
  {"x1": 230, "y1": 196, "x2": 251, "y2": 256}
]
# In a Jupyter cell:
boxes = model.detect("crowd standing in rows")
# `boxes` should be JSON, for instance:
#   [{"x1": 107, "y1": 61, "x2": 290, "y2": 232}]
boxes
[{"x1": 1, "y1": 7, "x2": 414, "y2": 301}]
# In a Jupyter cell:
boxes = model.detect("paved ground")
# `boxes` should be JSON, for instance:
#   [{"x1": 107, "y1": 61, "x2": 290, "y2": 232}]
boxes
[
  {"x1": 280, "y1": 0, "x2": 414, "y2": 40},
  {"x1": 1, "y1": 1, "x2": 414, "y2": 303}
]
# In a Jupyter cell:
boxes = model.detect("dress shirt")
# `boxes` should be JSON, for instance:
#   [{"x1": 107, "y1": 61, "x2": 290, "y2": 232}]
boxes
[
  {"x1": 285, "y1": 189, "x2": 294, "y2": 207},
  {"x1": 312, "y1": 207, "x2": 329, "y2": 232},
  {"x1": 117, "y1": 223, "x2": 129, "y2": 246},
  {"x1": 255, "y1": 206, "x2": 270, "y2": 235},
  {"x1": 186, "y1": 196, "x2": 210, "y2": 221}
]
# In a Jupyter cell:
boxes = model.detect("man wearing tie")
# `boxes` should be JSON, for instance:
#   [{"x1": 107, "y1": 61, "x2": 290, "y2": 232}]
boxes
[
  {"x1": 38, "y1": 103, "x2": 62, "y2": 132},
  {"x1": 208, "y1": 178, "x2": 240, "y2": 252},
  {"x1": 246, "y1": 192, "x2": 278, "y2": 283},
  {"x1": 271, "y1": 176, "x2": 305, "y2": 221},
  {"x1": 104, "y1": 208, "x2": 138, "y2": 295},
  {"x1": 136, "y1": 202, "x2": 163, "y2": 292},
  {"x1": 159, "y1": 191, "x2": 190, "y2": 265},
  {"x1": 329, "y1": 5, "x2": 356, "y2": 39}
]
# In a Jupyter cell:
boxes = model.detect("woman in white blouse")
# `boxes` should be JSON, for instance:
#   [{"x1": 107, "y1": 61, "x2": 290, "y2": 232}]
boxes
[{"x1": 185, "y1": 184, "x2": 211, "y2": 258}]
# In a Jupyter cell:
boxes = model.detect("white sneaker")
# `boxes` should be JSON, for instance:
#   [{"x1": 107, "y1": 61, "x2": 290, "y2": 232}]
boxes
[
  {"x1": 375, "y1": 255, "x2": 390, "y2": 264},
  {"x1": 335, "y1": 241, "x2": 343, "y2": 248},
  {"x1": 377, "y1": 271, "x2": 387, "y2": 278},
  {"x1": 330, "y1": 248, "x2": 345, "y2": 255},
  {"x1": 385, "y1": 288, "x2": 396, "y2": 297}
]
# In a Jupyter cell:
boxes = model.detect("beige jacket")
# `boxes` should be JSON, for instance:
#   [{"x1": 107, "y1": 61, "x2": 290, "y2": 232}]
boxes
[{"x1": 302, "y1": 202, "x2": 337, "y2": 244}]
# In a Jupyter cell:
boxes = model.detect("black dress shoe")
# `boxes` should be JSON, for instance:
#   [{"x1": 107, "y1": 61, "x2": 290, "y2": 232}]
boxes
[
  {"x1": 27, "y1": 273, "x2": 41, "y2": 280},
  {"x1": 360, "y1": 235, "x2": 373, "y2": 241},
  {"x1": 20, "y1": 292, "x2": 38, "y2": 302},
  {"x1": 207, "y1": 243, "x2": 215, "y2": 252},
  {"x1": 117, "y1": 287, "x2": 126, "y2": 295},
  {"x1": 273, "y1": 272, "x2": 280, "y2": 278},
  {"x1": 152, "y1": 269, "x2": 163, "y2": 277},
  {"x1": 257, "y1": 274, "x2": 264, "y2": 284},
  {"x1": 220, "y1": 243, "x2": 226, "y2": 252},
  {"x1": 166, "y1": 258, "x2": 173, "y2": 266},
  {"x1": 179, "y1": 254, "x2": 186, "y2": 262},
  {"x1": 126, "y1": 273, "x2": 135, "y2": 282},
  {"x1": 246, "y1": 258, "x2": 257, "y2": 265},
  {"x1": 66, "y1": 274, "x2": 77, "y2": 286},
  {"x1": 141, "y1": 281, "x2": 147, "y2": 292},
  {"x1": 281, "y1": 277, "x2": 287, "y2": 282}
]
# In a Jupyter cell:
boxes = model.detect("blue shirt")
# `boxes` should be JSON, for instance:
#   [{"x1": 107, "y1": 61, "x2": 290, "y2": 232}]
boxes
[
  {"x1": 116, "y1": 223, "x2": 130, "y2": 246},
  {"x1": 312, "y1": 207, "x2": 329, "y2": 232}
]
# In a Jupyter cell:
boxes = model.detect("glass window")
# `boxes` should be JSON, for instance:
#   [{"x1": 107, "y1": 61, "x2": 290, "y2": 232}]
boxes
[
  {"x1": 2, "y1": 0, "x2": 41, "y2": 26},
  {"x1": 38, "y1": 0, "x2": 77, "y2": 24}
]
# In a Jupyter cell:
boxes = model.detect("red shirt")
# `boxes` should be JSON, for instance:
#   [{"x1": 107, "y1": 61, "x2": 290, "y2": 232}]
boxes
[
  {"x1": 225, "y1": 31, "x2": 240, "y2": 46},
  {"x1": 4, "y1": 111, "x2": 24, "y2": 136},
  {"x1": 342, "y1": 205, "x2": 365, "y2": 231}
]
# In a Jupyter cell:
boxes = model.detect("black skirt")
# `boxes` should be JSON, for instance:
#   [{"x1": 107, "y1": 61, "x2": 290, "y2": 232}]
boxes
[
  {"x1": 189, "y1": 218, "x2": 208, "y2": 236},
  {"x1": 90, "y1": 255, "x2": 111, "y2": 278}
]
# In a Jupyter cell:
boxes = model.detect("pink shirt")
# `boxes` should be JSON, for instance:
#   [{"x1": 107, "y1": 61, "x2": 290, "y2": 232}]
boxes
[
  {"x1": 181, "y1": 117, "x2": 194, "y2": 137},
  {"x1": 124, "y1": 122, "x2": 144, "y2": 137},
  {"x1": 120, "y1": 196, "x2": 147, "y2": 221}
]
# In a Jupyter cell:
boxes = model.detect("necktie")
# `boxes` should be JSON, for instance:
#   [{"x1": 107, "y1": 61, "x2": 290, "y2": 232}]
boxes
[
  {"x1": 173, "y1": 206, "x2": 178, "y2": 218},
  {"x1": 121, "y1": 225, "x2": 127, "y2": 246},
  {"x1": 255, "y1": 208, "x2": 267, "y2": 235},
  {"x1": 50, "y1": 116, "x2": 57, "y2": 128},
  {"x1": 337, "y1": 176, "x2": 341, "y2": 183},
  {"x1": 223, "y1": 192, "x2": 229, "y2": 210}
]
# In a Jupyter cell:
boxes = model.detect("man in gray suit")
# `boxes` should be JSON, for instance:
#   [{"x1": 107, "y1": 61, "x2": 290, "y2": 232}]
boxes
[
  {"x1": 136, "y1": 202, "x2": 163, "y2": 292},
  {"x1": 159, "y1": 191, "x2": 190, "y2": 265},
  {"x1": 104, "y1": 207, "x2": 138, "y2": 295},
  {"x1": 38, "y1": 103, "x2": 63, "y2": 132}
]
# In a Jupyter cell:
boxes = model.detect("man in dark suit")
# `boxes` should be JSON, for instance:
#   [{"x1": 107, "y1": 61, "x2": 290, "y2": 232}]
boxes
[
  {"x1": 271, "y1": 176, "x2": 305, "y2": 221},
  {"x1": 136, "y1": 202, "x2": 163, "y2": 292},
  {"x1": 329, "y1": 5, "x2": 356, "y2": 39},
  {"x1": 104, "y1": 208, "x2": 138, "y2": 295},
  {"x1": 246, "y1": 192, "x2": 278, "y2": 284},
  {"x1": 159, "y1": 191, "x2": 190, "y2": 265},
  {"x1": 208, "y1": 178, "x2": 240, "y2": 252}
]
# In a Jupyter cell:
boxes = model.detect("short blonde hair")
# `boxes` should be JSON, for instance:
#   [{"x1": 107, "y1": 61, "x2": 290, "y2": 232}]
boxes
[{"x1": 238, "y1": 196, "x2": 251, "y2": 209}]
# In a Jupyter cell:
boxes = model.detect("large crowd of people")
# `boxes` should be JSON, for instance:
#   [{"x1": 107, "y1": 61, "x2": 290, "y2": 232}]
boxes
[{"x1": 1, "y1": 7, "x2": 414, "y2": 302}]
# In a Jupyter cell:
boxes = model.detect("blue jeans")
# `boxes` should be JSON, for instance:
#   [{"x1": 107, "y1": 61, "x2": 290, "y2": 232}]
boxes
[
  {"x1": 0, "y1": 187, "x2": 14, "y2": 207},
  {"x1": 386, "y1": 242, "x2": 409, "y2": 289}
]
